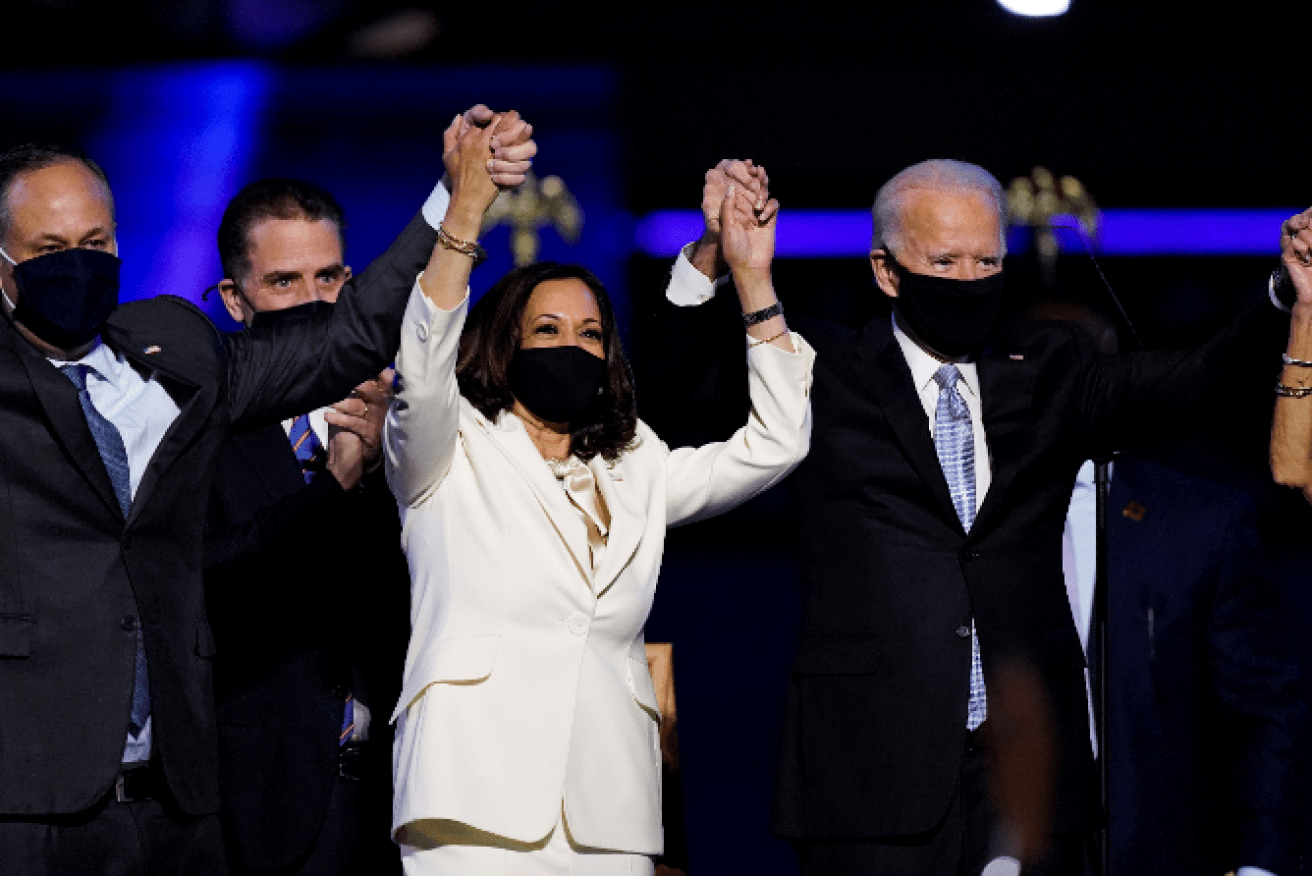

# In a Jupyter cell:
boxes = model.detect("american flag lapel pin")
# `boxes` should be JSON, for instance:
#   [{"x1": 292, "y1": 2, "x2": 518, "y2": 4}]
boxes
[
  {"x1": 1009, "y1": 353, "x2": 1024, "y2": 361},
  {"x1": 143, "y1": 345, "x2": 162, "y2": 355}
]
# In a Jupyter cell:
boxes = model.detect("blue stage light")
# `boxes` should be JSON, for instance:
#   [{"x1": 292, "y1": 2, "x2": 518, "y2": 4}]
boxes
[{"x1": 634, "y1": 209, "x2": 1300, "y2": 258}]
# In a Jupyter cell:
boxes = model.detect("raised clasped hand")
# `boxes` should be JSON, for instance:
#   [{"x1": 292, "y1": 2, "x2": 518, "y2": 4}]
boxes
[
  {"x1": 719, "y1": 183, "x2": 780, "y2": 278},
  {"x1": 452, "y1": 105, "x2": 537, "y2": 190},
  {"x1": 442, "y1": 112, "x2": 504, "y2": 215},
  {"x1": 702, "y1": 159, "x2": 772, "y2": 237},
  {"x1": 1281, "y1": 207, "x2": 1312, "y2": 307}
]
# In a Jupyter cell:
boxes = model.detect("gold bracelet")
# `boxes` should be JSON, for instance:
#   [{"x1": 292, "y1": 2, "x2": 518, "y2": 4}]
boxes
[
  {"x1": 1282, "y1": 353, "x2": 1312, "y2": 367},
  {"x1": 1275, "y1": 381, "x2": 1312, "y2": 398},
  {"x1": 436, "y1": 223, "x2": 487, "y2": 267},
  {"x1": 748, "y1": 328, "x2": 789, "y2": 348}
]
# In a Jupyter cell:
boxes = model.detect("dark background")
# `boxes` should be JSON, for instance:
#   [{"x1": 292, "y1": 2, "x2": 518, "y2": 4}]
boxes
[{"x1": 5, "y1": 1, "x2": 1312, "y2": 872}]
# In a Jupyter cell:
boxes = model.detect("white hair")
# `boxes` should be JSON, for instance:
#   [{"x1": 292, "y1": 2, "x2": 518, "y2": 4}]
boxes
[{"x1": 870, "y1": 159, "x2": 1006, "y2": 255}]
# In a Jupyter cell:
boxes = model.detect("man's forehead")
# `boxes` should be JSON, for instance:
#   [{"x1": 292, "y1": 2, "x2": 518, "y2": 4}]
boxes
[
  {"x1": 246, "y1": 217, "x2": 343, "y2": 269},
  {"x1": 6, "y1": 161, "x2": 113, "y2": 232}
]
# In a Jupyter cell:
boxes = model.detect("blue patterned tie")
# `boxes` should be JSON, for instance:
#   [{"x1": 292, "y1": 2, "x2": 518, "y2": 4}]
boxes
[
  {"x1": 932, "y1": 364, "x2": 987, "y2": 731},
  {"x1": 287, "y1": 413, "x2": 324, "y2": 484},
  {"x1": 62, "y1": 364, "x2": 151, "y2": 736}
]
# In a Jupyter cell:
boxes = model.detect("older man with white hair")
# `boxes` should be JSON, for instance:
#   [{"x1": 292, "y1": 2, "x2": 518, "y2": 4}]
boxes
[{"x1": 661, "y1": 158, "x2": 1299, "y2": 876}]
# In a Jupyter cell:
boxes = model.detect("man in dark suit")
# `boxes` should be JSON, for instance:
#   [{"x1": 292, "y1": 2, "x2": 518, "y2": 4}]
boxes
[
  {"x1": 658, "y1": 159, "x2": 1302, "y2": 875},
  {"x1": 203, "y1": 178, "x2": 411, "y2": 875},
  {"x1": 1060, "y1": 452, "x2": 1305, "y2": 876},
  {"x1": 0, "y1": 113, "x2": 534, "y2": 875}
]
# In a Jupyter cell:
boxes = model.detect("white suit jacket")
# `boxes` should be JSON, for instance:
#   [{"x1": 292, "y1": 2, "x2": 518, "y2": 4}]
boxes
[{"x1": 384, "y1": 287, "x2": 815, "y2": 853}]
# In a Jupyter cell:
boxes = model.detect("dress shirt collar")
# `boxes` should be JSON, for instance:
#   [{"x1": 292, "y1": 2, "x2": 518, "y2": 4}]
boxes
[
  {"x1": 891, "y1": 313, "x2": 981, "y2": 402},
  {"x1": 45, "y1": 337, "x2": 124, "y2": 392}
]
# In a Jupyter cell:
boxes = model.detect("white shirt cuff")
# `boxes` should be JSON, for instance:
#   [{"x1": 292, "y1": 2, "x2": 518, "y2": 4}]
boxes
[
  {"x1": 667, "y1": 243, "x2": 727, "y2": 307},
  {"x1": 421, "y1": 180, "x2": 452, "y2": 230},
  {"x1": 1237, "y1": 867, "x2": 1277, "y2": 876},
  {"x1": 1270, "y1": 273, "x2": 1293, "y2": 314}
]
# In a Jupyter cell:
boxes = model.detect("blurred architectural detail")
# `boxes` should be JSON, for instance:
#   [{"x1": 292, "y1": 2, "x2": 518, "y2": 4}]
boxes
[
  {"x1": 346, "y1": 8, "x2": 440, "y2": 59},
  {"x1": 483, "y1": 171, "x2": 583, "y2": 266},
  {"x1": 1007, "y1": 167, "x2": 1099, "y2": 284}
]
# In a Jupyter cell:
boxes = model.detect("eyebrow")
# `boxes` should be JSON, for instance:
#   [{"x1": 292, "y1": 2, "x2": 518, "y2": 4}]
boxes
[
  {"x1": 32, "y1": 227, "x2": 111, "y2": 245},
  {"x1": 532, "y1": 312, "x2": 601, "y2": 324},
  {"x1": 259, "y1": 270, "x2": 305, "y2": 284}
]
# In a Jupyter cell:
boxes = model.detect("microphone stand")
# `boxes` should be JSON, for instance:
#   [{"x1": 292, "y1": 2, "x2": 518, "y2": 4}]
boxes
[{"x1": 1058, "y1": 220, "x2": 1136, "y2": 876}]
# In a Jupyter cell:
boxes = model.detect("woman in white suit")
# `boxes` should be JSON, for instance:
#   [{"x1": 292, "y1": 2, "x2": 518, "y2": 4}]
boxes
[{"x1": 385, "y1": 115, "x2": 814, "y2": 875}]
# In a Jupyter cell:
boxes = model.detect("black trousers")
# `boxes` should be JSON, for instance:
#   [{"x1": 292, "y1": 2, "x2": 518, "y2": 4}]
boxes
[
  {"x1": 229, "y1": 761, "x2": 400, "y2": 876},
  {"x1": 795, "y1": 733, "x2": 1088, "y2": 876},
  {"x1": 0, "y1": 789, "x2": 225, "y2": 876}
]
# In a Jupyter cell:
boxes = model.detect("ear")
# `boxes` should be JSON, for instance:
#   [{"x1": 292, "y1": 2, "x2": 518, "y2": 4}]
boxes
[
  {"x1": 870, "y1": 250, "x2": 899, "y2": 300},
  {"x1": 343, "y1": 265, "x2": 353, "y2": 282},
  {"x1": 217, "y1": 280, "x2": 249, "y2": 325}
]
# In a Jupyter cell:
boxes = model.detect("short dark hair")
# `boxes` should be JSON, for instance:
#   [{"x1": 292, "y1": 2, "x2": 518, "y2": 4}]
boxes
[
  {"x1": 457, "y1": 262, "x2": 638, "y2": 463},
  {"x1": 0, "y1": 143, "x2": 114, "y2": 242},
  {"x1": 217, "y1": 177, "x2": 346, "y2": 283}
]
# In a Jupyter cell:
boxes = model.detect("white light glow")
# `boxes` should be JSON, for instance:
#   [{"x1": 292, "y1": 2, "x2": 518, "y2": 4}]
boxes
[{"x1": 996, "y1": 0, "x2": 1071, "y2": 16}]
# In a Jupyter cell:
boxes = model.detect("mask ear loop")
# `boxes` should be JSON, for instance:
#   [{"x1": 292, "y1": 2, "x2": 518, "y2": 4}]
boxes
[{"x1": 0, "y1": 246, "x2": 16, "y2": 314}]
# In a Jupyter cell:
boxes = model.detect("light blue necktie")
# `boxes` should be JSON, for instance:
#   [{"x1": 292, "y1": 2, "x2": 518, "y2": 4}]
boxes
[
  {"x1": 932, "y1": 364, "x2": 987, "y2": 731},
  {"x1": 62, "y1": 364, "x2": 151, "y2": 737}
]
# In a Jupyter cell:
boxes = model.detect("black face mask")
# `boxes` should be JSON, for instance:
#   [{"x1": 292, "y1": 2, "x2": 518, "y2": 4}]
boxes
[
  {"x1": 886, "y1": 253, "x2": 1005, "y2": 358},
  {"x1": 2, "y1": 247, "x2": 122, "y2": 350},
  {"x1": 509, "y1": 345, "x2": 607, "y2": 426}
]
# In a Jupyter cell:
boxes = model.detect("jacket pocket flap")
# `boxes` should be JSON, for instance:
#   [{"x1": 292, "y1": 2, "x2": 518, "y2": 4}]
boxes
[
  {"x1": 0, "y1": 614, "x2": 34, "y2": 657},
  {"x1": 392, "y1": 634, "x2": 501, "y2": 723},
  {"x1": 627, "y1": 656, "x2": 660, "y2": 720},
  {"x1": 792, "y1": 635, "x2": 881, "y2": 675}
]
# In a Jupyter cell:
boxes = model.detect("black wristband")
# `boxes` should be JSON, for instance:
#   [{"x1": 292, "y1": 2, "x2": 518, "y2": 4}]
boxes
[
  {"x1": 743, "y1": 301, "x2": 783, "y2": 327},
  {"x1": 1273, "y1": 265, "x2": 1298, "y2": 310}
]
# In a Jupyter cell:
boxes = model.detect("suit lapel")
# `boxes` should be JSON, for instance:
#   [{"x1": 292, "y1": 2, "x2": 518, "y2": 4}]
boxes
[
  {"x1": 474, "y1": 411, "x2": 594, "y2": 583},
  {"x1": 102, "y1": 325, "x2": 214, "y2": 527},
  {"x1": 850, "y1": 319, "x2": 962, "y2": 533},
  {"x1": 973, "y1": 347, "x2": 1038, "y2": 530},
  {"x1": 8, "y1": 332, "x2": 124, "y2": 521},
  {"x1": 591, "y1": 454, "x2": 643, "y2": 598}
]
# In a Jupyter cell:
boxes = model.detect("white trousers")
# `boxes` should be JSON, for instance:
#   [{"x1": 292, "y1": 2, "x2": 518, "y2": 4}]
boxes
[{"x1": 399, "y1": 817, "x2": 655, "y2": 876}]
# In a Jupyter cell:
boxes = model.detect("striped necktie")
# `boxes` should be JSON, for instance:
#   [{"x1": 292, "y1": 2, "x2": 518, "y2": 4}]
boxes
[
  {"x1": 61, "y1": 364, "x2": 151, "y2": 737},
  {"x1": 287, "y1": 413, "x2": 324, "y2": 483},
  {"x1": 932, "y1": 364, "x2": 987, "y2": 731}
]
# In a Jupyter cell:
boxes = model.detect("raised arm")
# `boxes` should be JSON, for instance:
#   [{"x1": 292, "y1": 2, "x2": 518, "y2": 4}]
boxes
[
  {"x1": 384, "y1": 114, "x2": 505, "y2": 506},
  {"x1": 1270, "y1": 208, "x2": 1312, "y2": 501},
  {"x1": 663, "y1": 184, "x2": 815, "y2": 526},
  {"x1": 223, "y1": 105, "x2": 536, "y2": 431},
  {"x1": 645, "y1": 161, "x2": 774, "y2": 445}
]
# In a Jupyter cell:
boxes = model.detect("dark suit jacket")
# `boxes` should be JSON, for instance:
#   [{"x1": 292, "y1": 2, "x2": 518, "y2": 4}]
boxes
[
  {"x1": 204, "y1": 417, "x2": 410, "y2": 871},
  {"x1": 1104, "y1": 455, "x2": 1303, "y2": 875},
  {"x1": 0, "y1": 212, "x2": 435, "y2": 817},
  {"x1": 653, "y1": 292, "x2": 1288, "y2": 841}
]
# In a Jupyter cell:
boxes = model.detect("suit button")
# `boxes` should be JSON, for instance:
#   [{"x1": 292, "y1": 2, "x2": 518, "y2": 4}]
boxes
[
  {"x1": 956, "y1": 625, "x2": 971, "y2": 638},
  {"x1": 566, "y1": 613, "x2": 590, "y2": 637},
  {"x1": 121, "y1": 616, "x2": 137, "y2": 632},
  {"x1": 416, "y1": 323, "x2": 429, "y2": 342}
]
